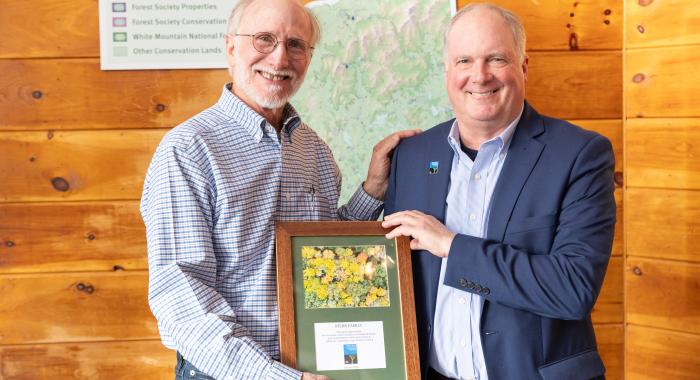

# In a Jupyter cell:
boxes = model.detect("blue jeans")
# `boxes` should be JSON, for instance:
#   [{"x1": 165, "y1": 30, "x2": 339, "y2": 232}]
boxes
[{"x1": 175, "y1": 352, "x2": 215, "y2": 380}]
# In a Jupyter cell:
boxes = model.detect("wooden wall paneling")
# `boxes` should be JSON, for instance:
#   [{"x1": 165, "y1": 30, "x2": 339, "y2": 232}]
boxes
[
  {"x1": 626, "y1": 0, "x2": 700, "y2": 49},
  {"x1": 0, "y1": 0, "x2": 623, "y2": 59},
  {"x1": 0, "y1": 59, "x2": 229, "y2": 131},
  {"x1": 0, "y1": 0, "x2": 99, "y2": 59},
  {"x1": 0, "y1": 53, "x2": 621, "y2": 132},
  {"x1": 0, "y1": 271, "x2": 157, "y2": 345},
  {"x1": 592, "y1": 302, "x2": 623, "y2": 325},
  {"x1": 572, "y1": 119, "x2": 623, "y2": 173},
  {"x1": 626, "y1": 118, "x2": 700, "y2": 190},
  {"x1": 595, "y1": 324, "x2": 624, "y2": 380},
  {"x1": 592, "y1": 256, "x2": 623, "y2": 324},
  {"x1": 626, "y1": 325, "x2": 700, "y2": 380},
  {"x1": 457, "y1": 0, "x2": 622, "y2": 50},
  {"x1": 613, "y1": 189, "x2": 623, "y2": 257},
  {"x1": 526, "y1": 51, "x2": 622, "y2": 120},
  {"x1": 0, "y1": 201, "x2": 146, "y2": 274},
  {"x1": 0, "y1": 340, "x2": 172, "y2": 380},
  {"x1": 626, "y1": 257, "x2": 700, "y2": 334},
  {"x1": 626, "y1": 188, "x2": 700, "y2": 263},
  {"x1": 0, "y1": 130, "x2": 165, "y2": 202},
  {"x1": 626, "y1": 46, "x2": 700, "y2": 118}
]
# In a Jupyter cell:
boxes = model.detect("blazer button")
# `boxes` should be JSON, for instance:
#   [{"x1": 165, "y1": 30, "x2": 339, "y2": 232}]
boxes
[
  {"x1": 427, "y1": 324, "x2": 431, "y2": 332},
  {"x1": 482, "y1": 287, "x2": 490, "y2": 295},
  {"x1": 467, "y1": 281, "x2": 476, "y2": 290},
  {"x1": 459, "y1": 278, "x2": 468, "y2": 287}
]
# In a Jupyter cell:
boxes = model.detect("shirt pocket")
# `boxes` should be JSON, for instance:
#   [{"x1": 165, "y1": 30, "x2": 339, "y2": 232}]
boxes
[{"x1": 278, "y1": 186, "x2": 333, "y2": 221}]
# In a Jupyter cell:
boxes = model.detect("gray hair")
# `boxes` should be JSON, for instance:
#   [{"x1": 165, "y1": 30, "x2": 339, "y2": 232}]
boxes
[
  {"x1": 444, "y1": 2, "x2": 526, "y2": 63},
  {"x1": 227, "y1": 0, "x2": 321, "y2": 47}
]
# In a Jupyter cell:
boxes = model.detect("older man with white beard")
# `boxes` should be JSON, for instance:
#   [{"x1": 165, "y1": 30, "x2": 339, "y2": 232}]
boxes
[{"x1": 140, "y1": 1, "x2": 417, "y2": 379}]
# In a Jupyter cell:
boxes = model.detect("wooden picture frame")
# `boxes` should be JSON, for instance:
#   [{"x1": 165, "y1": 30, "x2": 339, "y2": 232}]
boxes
[{"x1": 275, "y1": 221, "x2": 420, "y2": 379}]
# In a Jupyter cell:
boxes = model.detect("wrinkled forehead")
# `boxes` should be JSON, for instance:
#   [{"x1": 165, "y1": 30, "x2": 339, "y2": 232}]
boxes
[{"x1": 239, "y1": 0, "x2": 312, "y2": 40}]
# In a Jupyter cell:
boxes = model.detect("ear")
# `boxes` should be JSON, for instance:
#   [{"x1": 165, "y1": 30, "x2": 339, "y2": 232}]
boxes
[
  {"x1": 521, "y1": 55, "x2": 529, "y2": 81},
  {"x1": 226, "y1": 34, "x2": 236, "y2": 68}
]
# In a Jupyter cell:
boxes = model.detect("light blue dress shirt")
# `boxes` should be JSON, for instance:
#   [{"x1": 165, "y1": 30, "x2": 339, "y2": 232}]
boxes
[
  {"x1": 429, "y1": 109, "x2": 521, "y2": 380},
  {"x1": 140, "y1": 85, "x2": 382, "y2": 380}
]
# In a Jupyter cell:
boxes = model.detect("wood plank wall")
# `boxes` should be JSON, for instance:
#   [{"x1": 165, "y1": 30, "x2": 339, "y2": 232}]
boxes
[
  {"x1": 625, "y1": 0, "x2": 700, "y2": 379},
  {"x1": 0, "y1": 0, "x2": 624, "y2": 378}
]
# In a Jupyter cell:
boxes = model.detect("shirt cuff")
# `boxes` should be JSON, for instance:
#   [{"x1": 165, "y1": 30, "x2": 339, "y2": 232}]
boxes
[
  {"x1": 345, "y1": 184, "x2": 384, "y2": 220},
  {"x1": 267, "y1": 360, "x2": 302, "y2": 380}
]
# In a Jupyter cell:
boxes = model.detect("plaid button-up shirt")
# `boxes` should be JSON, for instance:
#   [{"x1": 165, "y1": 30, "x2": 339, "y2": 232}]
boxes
[{"x1": 141, "y1": 84, "x2": 382, "y2": 379}]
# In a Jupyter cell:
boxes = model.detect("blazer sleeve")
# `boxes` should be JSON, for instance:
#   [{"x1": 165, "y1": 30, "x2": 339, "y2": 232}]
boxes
[
  {"x1": 443, "y1": 134, "x2": 616, "y2": 320},
  {"x1": 383, "y1": 140, "x2": 402, "y2": 216}
]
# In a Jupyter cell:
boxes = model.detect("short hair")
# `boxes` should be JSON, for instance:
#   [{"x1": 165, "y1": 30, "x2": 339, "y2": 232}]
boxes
[
  {"x1": 444, "y1": 2, "x2": 526, "y2": 62},
  {"x1": 227, "y1": 0, "x2": 321, "y2": 47}
]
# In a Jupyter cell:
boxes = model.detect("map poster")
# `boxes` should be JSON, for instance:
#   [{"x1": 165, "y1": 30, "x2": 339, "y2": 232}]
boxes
[
  {"x1": 98, "y1": 0, "x2": 232, "y2": 70},
  {"x1": 294, "y1": 0, "x2": 455, "y2": 204}
]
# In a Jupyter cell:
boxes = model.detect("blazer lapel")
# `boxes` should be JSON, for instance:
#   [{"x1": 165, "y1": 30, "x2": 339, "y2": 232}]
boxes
[
  {"x1": 421, "y1": 120, "x2": 454, "y2": 321},
  {"x1": 487, "y1": 103, "x2": 546, "y2": 242},
  {"x1": 425, "y1": 121, "x2": 455, "y2": 223}
]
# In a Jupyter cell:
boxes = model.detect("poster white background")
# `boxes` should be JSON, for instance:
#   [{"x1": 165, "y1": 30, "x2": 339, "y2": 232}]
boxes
[
  {"x1": 98, "y1": 0, "x2": 233, "y2": 70},
  {"x1": 314, "y1": 321, "x2": 387, "y2": 371}
]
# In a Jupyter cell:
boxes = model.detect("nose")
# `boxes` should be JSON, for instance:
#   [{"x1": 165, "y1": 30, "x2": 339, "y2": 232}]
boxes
[
  {"x1": 470, "y1": 61, "x2": 491, "y2": 84},
  {"x1": 266, "y1": 41, "x2": 290, "y2": 67}
]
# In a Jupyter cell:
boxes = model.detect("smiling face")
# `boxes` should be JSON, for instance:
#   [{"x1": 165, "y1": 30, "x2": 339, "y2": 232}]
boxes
[
  {"x1": 226, "y1": 0, "x2": 313, "y2": 112},
  {"x1": 444, "y1": 7, "x2": 527, "y2": 136}
]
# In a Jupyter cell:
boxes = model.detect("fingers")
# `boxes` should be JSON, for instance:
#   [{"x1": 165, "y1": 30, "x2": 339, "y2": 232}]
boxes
[
  {"x1": 374, "y1": 129, "x2": 422, "y2": 154},
  {"x1": 382, "y1": 210, "x2": 427, "y2": 238},
  {"x1": 383, "y1": 211, "x2": 454, "y2": 257}
]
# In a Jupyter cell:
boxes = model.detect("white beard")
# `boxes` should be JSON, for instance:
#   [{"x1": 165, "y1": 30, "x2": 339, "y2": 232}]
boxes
[{"x1": 232, "y1": 58, "x2": 300, "y2": 109}]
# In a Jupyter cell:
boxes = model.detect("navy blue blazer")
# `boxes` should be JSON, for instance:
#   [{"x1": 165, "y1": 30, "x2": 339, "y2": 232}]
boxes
[{"x1": 384, "y1": 103, "x2": 615, "y2": 380}]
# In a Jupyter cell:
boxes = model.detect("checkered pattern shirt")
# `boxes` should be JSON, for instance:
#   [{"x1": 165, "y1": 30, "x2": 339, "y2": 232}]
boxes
[{"x1": 140, "y1": 84, "x2": 383, "y2": 380}]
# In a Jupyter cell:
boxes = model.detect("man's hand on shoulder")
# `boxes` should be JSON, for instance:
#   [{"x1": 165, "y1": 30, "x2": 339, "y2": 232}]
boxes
[
  {"x1": 363, "y1": 129, "x2": 421, "y2": 200},
  {"x1": 302, "y1": 372, "x2": 331, "y2": 380}
]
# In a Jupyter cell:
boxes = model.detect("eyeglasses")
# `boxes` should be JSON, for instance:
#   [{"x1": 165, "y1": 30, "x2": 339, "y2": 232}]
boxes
[{"x1": 234, "y1": 32, "x2": 313, "y2": 60}]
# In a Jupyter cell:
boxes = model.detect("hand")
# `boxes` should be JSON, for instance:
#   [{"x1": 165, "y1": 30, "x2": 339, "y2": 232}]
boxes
[
  {"x1": 302, "y1": 372, "x2": 331, "y2": 380},
  {"x1": 363, "y1": 129, "x2": 421, "y2": 200},
  {"x1": 382, "y1": 210, "x2": 456, "y2": 258}
]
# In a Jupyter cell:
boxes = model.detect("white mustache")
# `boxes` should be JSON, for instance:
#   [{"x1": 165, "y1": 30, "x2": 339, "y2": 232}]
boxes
[{"x1": 252, "y1": 65, "x2": 296, "y2": 80}]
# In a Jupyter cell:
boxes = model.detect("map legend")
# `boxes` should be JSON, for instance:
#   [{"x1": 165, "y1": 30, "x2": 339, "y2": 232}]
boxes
[{"x1": 99, "y1": 0, "x2": 230, "y2": 70}]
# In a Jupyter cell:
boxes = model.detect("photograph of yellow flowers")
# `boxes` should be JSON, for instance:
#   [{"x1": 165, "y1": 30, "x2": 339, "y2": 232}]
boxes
[
  {"x1": 275, "y1": 221, "x2": 420, "y2": 380},
  {"x1": 301, "y1": 245, "x2": 390, "y2": 309}
]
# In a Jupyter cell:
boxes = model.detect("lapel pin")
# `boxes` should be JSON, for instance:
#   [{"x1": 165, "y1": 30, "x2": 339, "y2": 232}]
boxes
[{"x1": 428, "y1": 161, "x2": 439, "y2": 174}]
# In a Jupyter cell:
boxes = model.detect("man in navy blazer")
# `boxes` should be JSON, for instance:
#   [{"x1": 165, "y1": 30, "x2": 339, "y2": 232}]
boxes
[{"x1": 383, "y1": 3, "x2": 615, "y2": 380}]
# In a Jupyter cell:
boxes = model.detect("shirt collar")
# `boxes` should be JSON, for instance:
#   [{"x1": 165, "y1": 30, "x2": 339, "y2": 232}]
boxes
[
  {"x1": 447, "y1": 104, "x2": 523, "y2": 157},
  {"x1": 214, "y1": 83, "x2": 302, "y2": 143}
]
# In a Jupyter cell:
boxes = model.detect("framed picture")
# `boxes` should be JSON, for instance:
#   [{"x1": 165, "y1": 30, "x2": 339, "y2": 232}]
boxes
[{"x1": 275, "y1": 221, "x2": 420, "y2": 379}]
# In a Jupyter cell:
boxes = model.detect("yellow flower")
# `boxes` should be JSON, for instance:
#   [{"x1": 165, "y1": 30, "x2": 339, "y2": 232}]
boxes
[
  {"x1": 356, "y1": 253, "x2": 368, "y2": 264},
  {"x1": 365, "y1": 293, "x2": 377, "y2": 306},
  {"x1": 303, "y1": 267, "x2": 316, "y2": 279},
  {"x1": 376, "y1": 288, "x2": 386, "y2": 297},
  {"x1": 316, "y1": 285, "x2": 329, "y2": 300},
  {"x1": 301, "y1": 246, "x2": 317, "y2": 259}
]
